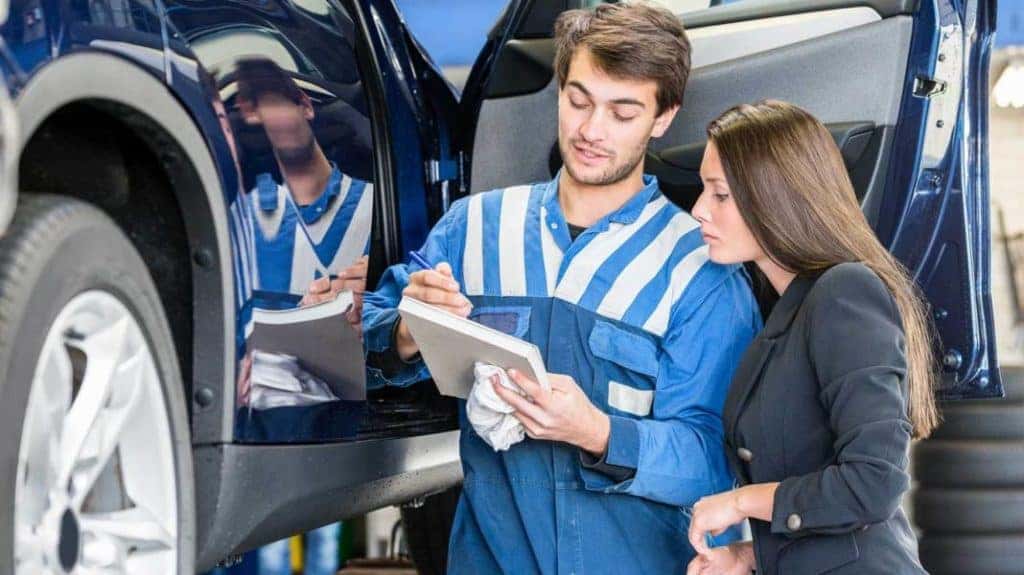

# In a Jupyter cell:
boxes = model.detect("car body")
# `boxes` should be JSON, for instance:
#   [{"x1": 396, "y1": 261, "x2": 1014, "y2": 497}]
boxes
[{"x1": 0, "y1": 0, "x2": 999, "y2": 572}]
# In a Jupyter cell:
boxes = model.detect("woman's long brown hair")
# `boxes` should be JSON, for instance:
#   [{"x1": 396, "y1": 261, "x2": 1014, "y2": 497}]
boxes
[{"x1": 708, "y1": 100, "x2": 940, "y2": 438}]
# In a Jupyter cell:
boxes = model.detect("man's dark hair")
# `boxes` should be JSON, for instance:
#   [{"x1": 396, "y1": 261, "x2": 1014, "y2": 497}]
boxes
[
  {"x1": 235, "y1": 58, "x2": 305, "y2": 106},
  {"x1": 554, "y1": 1, "x2": 691, "y2": 115}
]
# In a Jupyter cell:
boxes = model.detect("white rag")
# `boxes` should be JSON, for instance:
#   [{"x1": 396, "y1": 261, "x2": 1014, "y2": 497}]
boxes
[
  {"x1": 249, "y1": 350, "x2": 339, "y2": 409},
  {"x1": 466, "y1": 362, "x2": 527, "y2": 451}
]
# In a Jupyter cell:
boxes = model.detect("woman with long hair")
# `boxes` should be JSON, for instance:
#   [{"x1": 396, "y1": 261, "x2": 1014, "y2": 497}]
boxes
[{"x1": 684, "y1": 100, "x2": 938, "y2": 575}]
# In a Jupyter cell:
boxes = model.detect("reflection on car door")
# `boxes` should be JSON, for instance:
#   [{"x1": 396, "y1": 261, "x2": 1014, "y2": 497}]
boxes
[{"x1": 164, "y1": 0, "x2": 376, "y2": 442}]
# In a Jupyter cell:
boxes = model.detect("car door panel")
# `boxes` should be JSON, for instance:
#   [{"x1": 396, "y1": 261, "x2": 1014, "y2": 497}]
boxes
[{"x1": 470, "y1": 9, "x2": 911, "y2": 211}]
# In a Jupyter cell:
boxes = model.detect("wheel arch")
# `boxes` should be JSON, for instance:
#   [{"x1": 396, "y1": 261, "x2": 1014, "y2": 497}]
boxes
[{"x1": 14, "y1": 51, "x2": 236, "y2": 445}]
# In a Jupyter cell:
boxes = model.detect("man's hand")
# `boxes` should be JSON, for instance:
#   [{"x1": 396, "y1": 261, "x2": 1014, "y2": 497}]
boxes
[
  {"x1": 236, "y1": 352, "x2": 253, "y2": 407},
  {"x1": 686, "y1": 542, "x2": 755, "y2": 575},
  {"x1": 300, "y1": 256, "x2": 368, "y2": 334},
  {"x1": 396, "y1": 262, "x2": 472, "y2": 360},
  {"x1": 493, "y1": 370, "x2": 610, "y2": 455}
]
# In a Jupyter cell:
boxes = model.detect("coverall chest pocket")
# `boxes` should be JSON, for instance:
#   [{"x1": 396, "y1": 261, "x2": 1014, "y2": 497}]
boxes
[
  {"x1": 469, "y1": 306, "x2": 531, "y2": 338},
  {"x1": 587, "y1": 321, "x2": 660, "y2": 418}
]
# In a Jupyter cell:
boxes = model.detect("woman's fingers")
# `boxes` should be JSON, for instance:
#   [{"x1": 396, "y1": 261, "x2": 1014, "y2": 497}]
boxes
[
  {"x1": 688, "y1": 513, "x2": 710, "y2": 555},
  {"x1": 686, "y1": 554, "x2": 707, "y2": 575}
]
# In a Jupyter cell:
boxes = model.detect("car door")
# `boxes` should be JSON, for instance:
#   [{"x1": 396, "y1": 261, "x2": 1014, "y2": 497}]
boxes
[{"x1": 454, "y1": 0, "x2": 1001, "y2": 399}]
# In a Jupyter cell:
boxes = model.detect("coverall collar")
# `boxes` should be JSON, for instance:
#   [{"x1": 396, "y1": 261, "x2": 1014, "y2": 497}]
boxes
[{"x1": 542, "y1": 170, "x2": 662, "y2": 236}]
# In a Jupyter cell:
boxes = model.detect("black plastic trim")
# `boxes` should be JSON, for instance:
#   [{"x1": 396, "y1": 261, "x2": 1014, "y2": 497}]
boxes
[
  {"x1": 483, "y1": 39, "x2": 556, "y2": 99},
  {"x1": 194, "y1": 431, "x2": 462, "y2": 571},
  {"x1": 515, "y1": 0, "x2": 586, "y2": 39}
]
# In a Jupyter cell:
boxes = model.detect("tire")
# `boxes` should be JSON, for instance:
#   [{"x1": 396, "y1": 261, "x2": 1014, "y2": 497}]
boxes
[
  {"x1": 912, "y1": 440, "x2": 1024, "y2": 488},
  {"x1": 1000, "y1": 366, "x2": 1024, "y2": 401},
  {"x1": 930, "y1": 400, "x2": 1024, "y2": 440},
  {"x1": 919, "y1": 534, "x2": 1024, "y2": 575},
  {"x1": 401, "y1": 485, "x2": 461, "y2": 575},
  {"x1": 913, "y1": 487, "x2": 1024, "y2": 533},
  {"x1": 0, "y1": 195, "x2": 195, "y2": 574}
]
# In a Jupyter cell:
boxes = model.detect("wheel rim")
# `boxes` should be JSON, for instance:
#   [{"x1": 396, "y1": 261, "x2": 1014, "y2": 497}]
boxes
[{"x1": 14, "y1": 291, "x2": 178, "y2": 574}]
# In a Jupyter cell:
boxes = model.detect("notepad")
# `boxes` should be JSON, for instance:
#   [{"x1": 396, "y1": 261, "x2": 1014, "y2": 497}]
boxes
[
  {"x1": 398, "y1": 297, "x2": 550, "y2": 399},
  {"x1": 246, "y1": 291, "x2": 367, "y2": 401}
]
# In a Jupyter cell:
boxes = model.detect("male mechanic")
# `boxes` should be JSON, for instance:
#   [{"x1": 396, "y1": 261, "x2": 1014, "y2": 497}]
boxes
[{"x1": 363, "y1": 3, "x2": 760, "y2": 573}]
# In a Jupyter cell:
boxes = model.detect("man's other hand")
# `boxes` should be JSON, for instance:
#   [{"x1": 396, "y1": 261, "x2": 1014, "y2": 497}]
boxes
[{"x1": 495, "y1": 370, "x2": 611, "y2": 456}]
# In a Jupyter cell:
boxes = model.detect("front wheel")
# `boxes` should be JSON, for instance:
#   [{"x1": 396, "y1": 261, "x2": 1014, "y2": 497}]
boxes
[{"x1": 0, "y1": 195, "x2": 195, "y2": 574}]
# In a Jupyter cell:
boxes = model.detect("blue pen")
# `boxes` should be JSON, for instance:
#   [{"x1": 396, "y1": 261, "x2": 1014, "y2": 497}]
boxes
[{"x1": 408, "y1": 250, "x2": 433, "y2": 270}]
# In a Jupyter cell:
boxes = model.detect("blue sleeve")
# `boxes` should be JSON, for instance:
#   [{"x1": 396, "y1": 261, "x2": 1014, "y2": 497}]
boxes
[
  {"x1": 580, "y1": 268, "x2": 761, "y2": 508},
  {"x1": 362, "y1": 198, "x2": 468, "y2": 388}
]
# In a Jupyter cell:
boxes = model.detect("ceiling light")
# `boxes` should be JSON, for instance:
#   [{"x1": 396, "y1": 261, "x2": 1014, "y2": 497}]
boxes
[{"x1": 994, "y1": 61, "x2": 1024, "y2": 109}]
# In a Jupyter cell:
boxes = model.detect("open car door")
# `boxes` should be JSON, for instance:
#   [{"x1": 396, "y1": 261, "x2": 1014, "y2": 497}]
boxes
[{"x1": 458, "y1": 0, "x2": 1000, "y2": 399}]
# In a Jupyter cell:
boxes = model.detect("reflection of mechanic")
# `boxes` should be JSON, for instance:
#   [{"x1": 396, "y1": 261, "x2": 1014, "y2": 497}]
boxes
[{"x1": 235, "y1": 58, "x2": 372, "y2": 310}]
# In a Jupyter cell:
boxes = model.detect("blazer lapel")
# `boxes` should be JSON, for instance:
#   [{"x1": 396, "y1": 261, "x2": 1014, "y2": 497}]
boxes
[{"x1": 723, "y1": 273, "x2": 822, "y2": 440}]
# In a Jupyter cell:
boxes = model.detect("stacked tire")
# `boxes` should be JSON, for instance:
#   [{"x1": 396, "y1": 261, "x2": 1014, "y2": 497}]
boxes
[{"x1": 913, "y1": 366, "x2": 1024, "y2": 574}]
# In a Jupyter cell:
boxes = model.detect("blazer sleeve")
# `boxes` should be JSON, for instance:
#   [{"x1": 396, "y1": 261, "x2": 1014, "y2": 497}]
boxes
[{"x1": 771, "y1": 263, "x2": 914, "y2": 538}]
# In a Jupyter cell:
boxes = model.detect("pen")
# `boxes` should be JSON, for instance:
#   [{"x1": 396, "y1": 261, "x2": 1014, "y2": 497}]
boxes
[{"x1": 408, "y1": 250, "x2": 433, "y2": 270}]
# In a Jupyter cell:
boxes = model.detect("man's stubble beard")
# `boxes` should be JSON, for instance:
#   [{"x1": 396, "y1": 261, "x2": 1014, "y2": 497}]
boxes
[
  {"x1": 559, "y1": 136, "x2": 648, "y2": 187},
  {"x1": 274, "y1": 134, "x2": 318, "y2": 172}
]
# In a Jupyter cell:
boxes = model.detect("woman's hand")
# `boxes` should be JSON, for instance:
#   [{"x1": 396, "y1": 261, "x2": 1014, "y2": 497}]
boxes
[
  {"x1": 688, "y1": 490, "x2": 746, "y2": 554},
  {"x1": 686, "y1": 542, "x2": 755, "y2": 575},
  {"x1": 689, "y1": 483, "x2": 780, "y2": 554}
]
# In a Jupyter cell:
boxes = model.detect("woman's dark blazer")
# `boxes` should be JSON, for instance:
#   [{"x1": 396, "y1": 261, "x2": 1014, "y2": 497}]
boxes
[{"x1": 722, "y1": 262, "x2": 927, "y2": 575}]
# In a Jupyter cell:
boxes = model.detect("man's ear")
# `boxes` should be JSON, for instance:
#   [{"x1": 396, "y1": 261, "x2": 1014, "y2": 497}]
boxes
[
  {"x1": 301, "y1": 91, "x2": 315, "y2": 121},
  {"x1": 651, "y1": 104, "x2": 680, "y2": 138},
  {"x1": 238, "y1": 98, "x2": 261, "y2": 125}
]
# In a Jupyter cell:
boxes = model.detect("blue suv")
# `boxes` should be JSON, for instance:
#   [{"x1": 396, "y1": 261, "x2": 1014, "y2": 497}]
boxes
[{"x1": 0, "y1": 0, "x2": 1001, "y2": 573}]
